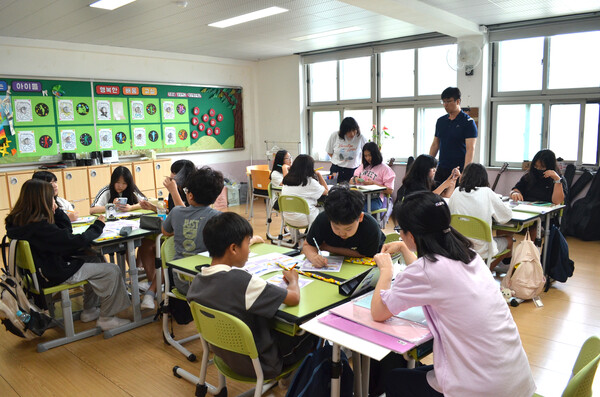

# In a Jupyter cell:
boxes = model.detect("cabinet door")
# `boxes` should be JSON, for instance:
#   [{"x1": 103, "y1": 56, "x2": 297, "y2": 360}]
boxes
[
  {"x1": 87, "y1": 165, "x2": 111, "y2": 200},
  {"x1": 7, "y1": 171, "x2": 33, "y2": 208},
  {"x1": 111, "y1": 163, "x2": 132, "y2": 176},
  {"x1": 156, "y1": 187, "x2": 167, "y2": 201},
  {"x1": 133, "y1": 161, "x2": 155, "y2": 191},
  {"x1": 0, "y1": 174, "x2": 9, "y2": 210},
  {"x1": 153, "y1": 159, "x2": 171, "y2": 190},
  {"x1": 62, "y1": 167, "x2": 89, "y2": 203}
]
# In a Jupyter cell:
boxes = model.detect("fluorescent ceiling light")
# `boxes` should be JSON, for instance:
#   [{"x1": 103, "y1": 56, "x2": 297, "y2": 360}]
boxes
[
  {"x1": 89, "y1": 0, "x2": 136, "y2": 11},
  {"x1": 292, "y1": 27, "x2": 362, "y2": 41},
  {"x1": 209, "y1": 6, "x2": 288, "y2": 28}
]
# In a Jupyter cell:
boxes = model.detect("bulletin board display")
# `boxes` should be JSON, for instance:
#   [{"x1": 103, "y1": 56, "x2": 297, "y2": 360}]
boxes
[{"x1": 0, "y1": 78, "x2": 243, "y2": 164}]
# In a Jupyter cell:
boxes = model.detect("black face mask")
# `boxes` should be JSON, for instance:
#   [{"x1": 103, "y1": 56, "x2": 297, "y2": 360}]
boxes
[{"x1": 532, "y1": 168, "x2": 545, "y2": 179}]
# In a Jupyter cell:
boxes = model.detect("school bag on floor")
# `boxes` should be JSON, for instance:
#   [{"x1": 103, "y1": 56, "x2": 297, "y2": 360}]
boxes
[
  {"x1": 501, "y1": 231, "x2": 545, "y2": 300},
  {"x1": 285, "y1": 342, "x2": 353, "y2": 397},
  {"x1": 545, "y1": 225, "x2": 574, "y2": 285}
]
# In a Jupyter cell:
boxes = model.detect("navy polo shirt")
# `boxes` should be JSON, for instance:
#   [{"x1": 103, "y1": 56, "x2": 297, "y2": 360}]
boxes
[{"x1": 435, "y1": 110, "x2": 478, "y2": 170}]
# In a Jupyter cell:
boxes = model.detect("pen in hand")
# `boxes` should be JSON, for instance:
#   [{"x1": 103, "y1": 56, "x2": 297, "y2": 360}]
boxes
[{"x1": 313, "y1": 238, "x2": 322, "y2": 257}]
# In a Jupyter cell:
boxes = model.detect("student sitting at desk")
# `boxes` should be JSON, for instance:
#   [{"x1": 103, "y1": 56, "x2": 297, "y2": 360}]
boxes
[
  {"x1": 395, "y1": 154, "x2": 459, "y2": 204},
  {"x1": 187, "y1": 212, "x2": 317, "y2": 379},
  {"x1": 350, "y1": 141, "x2": 395, "y2": 212},
  {"x1": 510, "y1": 149, "x2": 567, "y2": 205},
  {"x1": 32, "y1": 170, "x2": 78, "y2": 221},
  {"x1": 140, "y1": 159, "x2": 196, "y2": 212},
  {"x1": 303, "y1": 186, "x2": 385, "y2": 268},
  {"x1": 270, "y1": 149, "x2": 292, "y2": 187},
  {"x1": 281, "y1": 154, "x2": 329, "y2": 227},
  {"x1": 6, "y1": 179, "x2": 131, "y2": 331},
  {"x1": 90, "y1": 166, "x2": 146, "y2": 214},
  {"x1": 448, "y1": 163, "x2": 513, "y2": 270},
  {"x1": 372, "y1": 191, "x2": 535, "y2": 397}
]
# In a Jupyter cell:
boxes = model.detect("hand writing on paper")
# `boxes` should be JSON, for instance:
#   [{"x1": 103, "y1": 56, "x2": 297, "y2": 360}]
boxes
[
  {"x1": 96, "y1": 214, "x2": 106, "y2": 224},
  {"x1": 282, "y1": 268, "x2": 299, "y2": 284}
]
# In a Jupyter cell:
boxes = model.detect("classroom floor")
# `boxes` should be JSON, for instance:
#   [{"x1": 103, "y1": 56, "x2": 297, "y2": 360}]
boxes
[{"x1": 1, "y1": 200, "x2": 599, "y2": 397}]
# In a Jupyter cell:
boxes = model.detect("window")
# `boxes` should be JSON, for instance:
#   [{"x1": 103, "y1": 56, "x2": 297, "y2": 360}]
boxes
[
  {"x1": 306, "y1": 41, "x2": 456, "y2": 162},
  {"x1": 491, "y1": 30, "x2": 600, "y2": 167}
]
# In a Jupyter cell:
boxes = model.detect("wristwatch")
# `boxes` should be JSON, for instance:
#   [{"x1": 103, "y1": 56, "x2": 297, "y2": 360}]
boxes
[{"x1": 553, "y1": 178, "x2": 562, "y2": 184}]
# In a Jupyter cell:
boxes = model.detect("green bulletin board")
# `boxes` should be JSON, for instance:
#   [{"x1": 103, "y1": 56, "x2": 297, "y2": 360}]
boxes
[{"x1": 0, "y1": 77, "x2": 243, "y2": 164}]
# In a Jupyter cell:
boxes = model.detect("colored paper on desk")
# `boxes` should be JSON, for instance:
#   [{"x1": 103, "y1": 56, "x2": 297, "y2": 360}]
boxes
[
  {"x1": 266, "y1": 274, "x2": 313, "y2": 289},
  {"x1": 319, "y1": 313, "x2": 415, "y2": 354},
  {"x1": 242, "y1": 252, "x2": 301, "y2": 276},
  {"x1": 97, "y1": 219, "x2": 139, "y2": 239},
  {"x1": 71, "y1": 216, "x2": 96, "y2": 224},
  {"x1": 512, "y1": 203, "x2": 553, "y2": 214},
  {"x1": 300, "y1": 256, "x2": 343, "y2": 272},
  {"x1": 353, "y1": 293, "x2": 427, "y2": 325},
  {"x1": 330, "y1": 301, "x2": 432, "y2": 344}
]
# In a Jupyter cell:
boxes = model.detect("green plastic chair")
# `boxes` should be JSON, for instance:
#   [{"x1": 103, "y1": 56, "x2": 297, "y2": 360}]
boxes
[
  {"x1": 160, "y1": 236, "x2": 199, "y2": 362},
  {"x1": 450, "y1": 214, "x2": 511, "y2": 268},
  {"x1": 384, "y1": 232, "x2": 400, "y2": 244},
  {"x1": 533, "y1": 335, "x2": 600, "y2": 397},
  {"x1": 173, "y1": 301, "x2": 303, "y2": 397},
  {"x1": 10, "y1": 240, "x2": 102, "y2": 352},
  {"x1": 278, "y1": 195, "x2": 312, "y2": 248}
]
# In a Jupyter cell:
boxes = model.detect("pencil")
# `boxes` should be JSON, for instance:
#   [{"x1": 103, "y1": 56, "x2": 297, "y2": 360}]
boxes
[
  {"x1": 96, "y1": 235, "x2": 122, "y2": 242},
  {"x1": 315, "y1": 167, "x2": 323, "y2": 171},
  {"x1": 274, "y1": 262, "x2": 340, "y2": 285}
]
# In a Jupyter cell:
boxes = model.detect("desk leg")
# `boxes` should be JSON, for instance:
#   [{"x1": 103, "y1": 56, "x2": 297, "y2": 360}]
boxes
[
  {"x1": 366, "y1": 194, "x2": 372, "y2": 214},
  {"x1": 534, "y1": 218, "x2": 542, "y2": 247},
  {"x1": 541, "y1": 213, "x2": 551, "y2": 274},
  {"x1": 331, "y1": 343, "x2": 341, "y2": 397},
  {"x1": 360, "y1": 354, "x2": 370, "y2": 397}
]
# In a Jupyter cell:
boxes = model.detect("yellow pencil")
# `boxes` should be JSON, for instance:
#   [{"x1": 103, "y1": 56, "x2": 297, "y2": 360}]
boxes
[
  {"x1": 96, "y1": 235, "x2": 122, "y2": 242},
  {"x1": 315, "y1": 167, "x2": 323, "y2": 171}
]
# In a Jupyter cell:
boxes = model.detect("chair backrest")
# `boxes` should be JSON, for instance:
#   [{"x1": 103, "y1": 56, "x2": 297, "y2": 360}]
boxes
[
  {"x1": 278, "y1": 195, "x2": 310, "y2": 215},
  {"x1": 160, "y1": 236, "x2": 176, "y2": 270},
  {"x1": 13, "y1": 240, "x2": 41, "y2": 293},
  {"x1": 562, "y1": 336, "x2": 600, "y2": 397},
  {"x1": 250, "y1": 169, "x2": 271, "y2": 191},
  {"x1": 450, "y1": 214, "x2": 492, "y2": 243},
  {"x1": 384, "y1": 232, "x2": 400, "y2": 244},
  {"x1": 189, "y1": 301, "x2": 259, "y2": 359},
  {"x1": 246, "y1": 164, "x2": 270, "y2": 175}
]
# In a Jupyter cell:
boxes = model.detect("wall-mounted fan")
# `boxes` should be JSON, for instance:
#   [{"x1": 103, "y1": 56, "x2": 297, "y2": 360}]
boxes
[{"x1": 447, "y1": 40, "x2": 482, "y2": 76}]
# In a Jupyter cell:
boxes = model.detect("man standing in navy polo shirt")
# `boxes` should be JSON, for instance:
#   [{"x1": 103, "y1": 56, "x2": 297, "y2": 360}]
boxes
[{"x1": 429, "y1": 87, "x2": 478, "y2": 184}]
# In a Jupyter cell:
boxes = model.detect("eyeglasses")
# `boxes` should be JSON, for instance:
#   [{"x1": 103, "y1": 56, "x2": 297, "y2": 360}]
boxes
[
  {"x1": 183, "y1": 187, "x2": 189, "y2": 194},
  {"x1": 440, "y1": 99, "x2": 455, "y2": 105},
  {"x1": 394, "y1": 225, "x2": 402, "y2": 233}
]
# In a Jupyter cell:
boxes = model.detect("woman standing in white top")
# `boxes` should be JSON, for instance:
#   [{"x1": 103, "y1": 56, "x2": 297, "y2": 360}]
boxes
[
  {"x1": 270, "y1": 150, "x2": 292, "y2": 187},
  {"x1": 281, "y1": 154, "x2": 329, "y2": 227},
  {"x1": 326, "y1": 117, "x2": 368, "y2": 183},
  {"x1": 448, "y1": 163, "x2": 513, "y2": 270}
]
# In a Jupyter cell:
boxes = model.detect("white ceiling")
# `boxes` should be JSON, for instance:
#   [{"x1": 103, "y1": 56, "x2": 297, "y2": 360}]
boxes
[{"x1": 0, "y1": 0, "x2": 598, "y2": 61}]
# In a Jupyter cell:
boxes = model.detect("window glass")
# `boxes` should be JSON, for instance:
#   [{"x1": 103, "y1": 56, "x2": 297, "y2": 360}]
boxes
[
  {"x1": 311, "y1": 111, "x2": 340, "y2": 161},
  {"x1": 343, "y1": 109, "x2": 373, "y2": 142},
  {"x1": 497, "y1": 37, "x2": 544, "y2": 92},
  {"x1": 417, "y1": 45, "x2": 457, "y2": 96},
  {"x1": 495, "y1": 104, "x2": 543, "y2": 162},
  {"x1": 582, "y1": 103, "x2": 599, "y2": 164},
  {"x1": 380, "y1": 108, "x2": 414, "y2": 160},
  {"x1": 549, "y1": 104, "x2": 580, "y2": 161},
  {"x1": 380, "y1": 50, "x2": 414, "y2": 98},
  {"x1": 548, "y1": 31, "x2": 600, "y2": 89},
  {"x1": 417, "y1": 107, "x2": 444, "y2": 155},
  {"x1": 340, "y1": 57, "x2": 371, "y2": 100},
  {"x1": 309, "y1": 61, "x2": 337, "y2": 103}
]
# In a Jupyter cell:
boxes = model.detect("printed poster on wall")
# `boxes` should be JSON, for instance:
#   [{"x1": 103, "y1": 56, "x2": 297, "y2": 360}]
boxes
[
  {"x1": 14, "y1": 99, "x2": 33, "y2": 122},
  {"x1": 133, "y1": 127, "x2": 146, "y2": 147},
  {"x1": 18, "y1": 131, "x2": 35, "y2": 153},
  {"x1": 98, "y1": 128, "x2": 113, "y2": 149},
  {"x1": 97, "y1": 100, "x2": 111, "y2": 121},
  {"x1": 60, "y1": 129, "x2": 77, "y2": 151},
  {"x1": 58, "y1": 99, "x2": 74, "y2": 121},
  {"x1": 131, "y1": 100, "x2": 144, "y2": 120}
]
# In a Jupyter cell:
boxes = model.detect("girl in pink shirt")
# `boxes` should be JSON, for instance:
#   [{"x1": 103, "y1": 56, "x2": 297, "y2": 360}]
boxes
[
  {"x1": 371, "y1": 191, "x2": 535, "y2": 397},
  {"x1": 351, "y1": 142, "x2": 395, "y2": 212}
]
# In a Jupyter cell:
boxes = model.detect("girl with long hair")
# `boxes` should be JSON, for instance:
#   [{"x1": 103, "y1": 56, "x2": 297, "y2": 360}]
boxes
[
  {"x1": 510, "y1": 149, "x2": 566, "y2": 204},
  {"x1": 90, "y1": 166, "x2": 145, "y2": 214},
  {"x1": 351, "y1": 141, "x2": 395, "y2": 211},
  {"x1": 270, "y1": 150, "x2": 292, "y2": 187},
  {"x1": 395, "y1": 154, "x2": 458, "y2": 203}
]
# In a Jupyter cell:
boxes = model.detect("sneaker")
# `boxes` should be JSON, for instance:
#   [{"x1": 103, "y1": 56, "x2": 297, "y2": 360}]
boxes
[
  {"x1": 96, "y1": 316, "x2": 132, "y2": 331},
  {"x1": 80, "y1": 307, "x2": 100, "y2": 323},
  {"x1": 138, "y1": 280, "x2": 150, "y2": 292},
  {"x1": 141, "y1": 293, "x2": 156, "y2": 310}
]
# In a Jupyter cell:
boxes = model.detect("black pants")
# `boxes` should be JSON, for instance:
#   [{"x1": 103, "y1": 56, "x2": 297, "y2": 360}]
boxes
[
  {"x1": 433, "y1": 166, "x2": 453, "y2": 185},
  {"x1": 330, "y1": 164, "x2": 356, "y2": 184},
  {"x1": 384, "y1": 365, "x2": 444, "y2": 397}
]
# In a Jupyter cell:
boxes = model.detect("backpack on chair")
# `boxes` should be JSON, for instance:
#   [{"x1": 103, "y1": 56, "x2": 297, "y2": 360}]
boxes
[
  {"x1": 1, "y1": 237, "x2": 54, "y2": 338},
  {"x1": 501, "y1": 231, "x2": 545, "y2": 300}
]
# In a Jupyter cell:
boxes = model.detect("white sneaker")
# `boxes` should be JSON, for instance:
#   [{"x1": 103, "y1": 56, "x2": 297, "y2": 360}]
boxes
[
  {"x1": 96, "y1": 316, "x2": 132, "y2": 331},
  {"x1": 141, "y1": 293, "x2": 156, "y2": 310},
  {"x1": 80, "y1": 307, "x2": 100, "y2": 323}
]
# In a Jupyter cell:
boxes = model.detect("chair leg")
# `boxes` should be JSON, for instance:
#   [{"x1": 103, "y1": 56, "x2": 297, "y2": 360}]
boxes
[{"x1": 162, "y1": 299, "x2": 198, "y2": 361}]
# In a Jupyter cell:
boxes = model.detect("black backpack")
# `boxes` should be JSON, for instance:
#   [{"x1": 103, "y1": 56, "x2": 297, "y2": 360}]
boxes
[
  {"x1": 544, "y1": 225, "x2": 574, "y2": 287},
  {"x1": 286, "y1": 343, "x2": 354, "y2": 397},
  {"x1": 564, "y1": 171, "x2": 600, "y2": 240}
]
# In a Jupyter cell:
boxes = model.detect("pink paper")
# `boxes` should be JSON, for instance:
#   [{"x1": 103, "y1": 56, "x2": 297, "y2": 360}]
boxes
[
  {"x1": 319, "y1": 313, "x2": 416, "y2": 354},
  {"x1": 329, "y1": 301, "x2": 432, "y2": 344}
]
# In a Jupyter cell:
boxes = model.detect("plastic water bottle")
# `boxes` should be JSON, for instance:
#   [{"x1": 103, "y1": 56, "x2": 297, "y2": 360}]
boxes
[
  {"x1": 157, "y1": 200, "x2": 167, "y2": 221},
  {"x1": 16, "y1": 310, "x2": 31, "y2": 324}
]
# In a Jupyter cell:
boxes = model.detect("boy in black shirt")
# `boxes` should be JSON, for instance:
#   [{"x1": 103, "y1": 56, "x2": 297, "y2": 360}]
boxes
[{"x1": 303, "y1": 186, "x2": 385, "y2": 267}]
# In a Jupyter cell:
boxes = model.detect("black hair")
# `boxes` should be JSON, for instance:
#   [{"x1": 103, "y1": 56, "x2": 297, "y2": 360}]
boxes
[
  {"x1": 361, "y1": 142, "x2": 383, "y2": 168},
  {"x1": 171, "y1": 159, "x2": 196, "y2": 187},
  {"x1": 338, "y1": 117, "x2": 361, "y2": 140},
  {"x1": 323, "y1": 185, "x2": 365, "y2": 225},
  {"x1": 271, "y1": 150, "x2": 288, "y2": 178},
  {"x1": 392, "y1": 191, "x2": 475, "y2": 264},
  {"x1": 458, "y1": 163, "x2": 489, "y2": 193},
  {"x1": 32, "y1": 170, "x2": 58, "y2": 183},
  {"x1": 401, "y1": 154, "x2": 437, "y2": 192},
  {"x1": 203, "y1": 212, "x2": 253, "y2": 258},
  {"x1": 185, "y1": 166, "x2": 224, "y2": 206},
  {"x1": 525, "y1": 149, "x2": 561, "y2": 188},
  {"x1": 282, "y1": 154, "x2": 316, "y2": 187},
  {"x1": 441, "y1": 87, "x2": 461, "y2": 101},
  {"x1": 109, "y1": 166, "x2": 144, "y2": 204}
]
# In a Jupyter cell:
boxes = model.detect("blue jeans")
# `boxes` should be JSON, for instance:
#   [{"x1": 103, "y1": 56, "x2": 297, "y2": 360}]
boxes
[
  {"x1": 384, "y1": 365, "x2": 444, "y2": 397},
  {"x1": 363, "y1": 196, "x2": 383, "y2": 213}
]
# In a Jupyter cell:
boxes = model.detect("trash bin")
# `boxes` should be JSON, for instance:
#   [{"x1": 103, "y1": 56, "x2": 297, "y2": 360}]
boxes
[
  {"x1": 238, "y1": 182, "x2": 248, "y2": 205},
  {"x1": 226, "y1": 184, "x2": 240, "y2": 207}
]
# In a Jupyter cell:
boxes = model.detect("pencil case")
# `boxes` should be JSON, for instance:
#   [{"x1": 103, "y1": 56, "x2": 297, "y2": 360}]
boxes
[{"x1": 140, "y1": 214, "x2": 163, "y2": 231}]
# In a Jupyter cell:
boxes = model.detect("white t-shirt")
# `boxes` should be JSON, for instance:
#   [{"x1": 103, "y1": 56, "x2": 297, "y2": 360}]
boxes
[
  {"x1": 270, "y1": 170, "x2": 284, "y2": 187},
  {"x1": 91, "y1": 185, "x2": 145, "y2": 207},
  {"x1": 281, "y1": 178, "x2": 325, "y2": 227},
  {"x1": 56, "y1": 196, "x2": 74, "y2": 212},
  {"x1": 325, "y1": 132, "x2": 368, "y2": 169},
  {"x1": 381, "y1": 254, "x2": 536, "y2": 397},
  {"x1": 448, "y1": 186, "x2": 513, "y2": 258}
]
